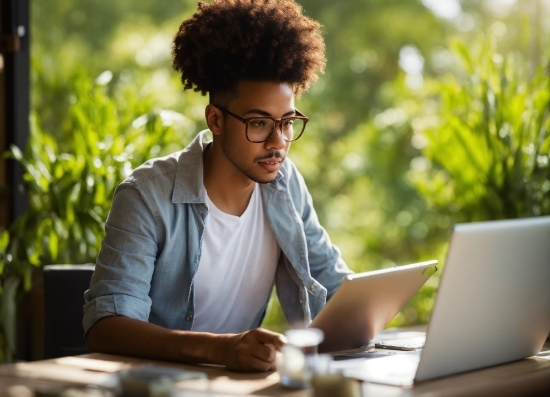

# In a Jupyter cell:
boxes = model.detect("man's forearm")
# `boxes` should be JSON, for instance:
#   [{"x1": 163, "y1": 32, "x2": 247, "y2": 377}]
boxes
[
  {"x1": 86, "y1": 316, "x2": 227, "y2": 364},
  {"x1": 85, "y1": 316, "x2": 285, "y2": 371}
]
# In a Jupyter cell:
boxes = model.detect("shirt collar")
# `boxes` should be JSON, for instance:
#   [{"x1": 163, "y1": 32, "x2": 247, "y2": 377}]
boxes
[{"x1": 172, "y1": 130, "x2": 210, "y2": 204}]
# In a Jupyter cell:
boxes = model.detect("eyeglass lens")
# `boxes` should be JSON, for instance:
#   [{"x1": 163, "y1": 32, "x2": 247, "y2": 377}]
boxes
[{"x1": 247, "y1": 118, "x2": 305, "y2": 142}]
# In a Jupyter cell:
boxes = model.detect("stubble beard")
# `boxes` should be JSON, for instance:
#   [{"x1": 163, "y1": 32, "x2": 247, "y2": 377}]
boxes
[{"x1": 220, "y1": 131, "x2": 285, "y2": 184}]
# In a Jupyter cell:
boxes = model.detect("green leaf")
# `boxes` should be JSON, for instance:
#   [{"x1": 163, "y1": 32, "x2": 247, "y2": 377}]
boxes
[
  {"x1": 0, "y1": 231, "x2": 9, "y2": 252},
  {"x1": 48, "y1": 231, "x2": 59, "y2": 261}
]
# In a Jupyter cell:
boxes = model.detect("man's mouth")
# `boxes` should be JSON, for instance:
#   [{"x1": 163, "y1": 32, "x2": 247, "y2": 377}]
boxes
[{"x1": 258, "y1": 158, "x2": 283, "y2": 172}]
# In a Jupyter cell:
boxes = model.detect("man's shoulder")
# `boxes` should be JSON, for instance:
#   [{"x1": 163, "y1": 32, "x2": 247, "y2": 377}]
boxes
[
  {"x1": 126, "y1": 151, "x2": 183, "y2": 188},
  {"x1": 125, "y1": 131, "x2": 208, "y2": 190}
]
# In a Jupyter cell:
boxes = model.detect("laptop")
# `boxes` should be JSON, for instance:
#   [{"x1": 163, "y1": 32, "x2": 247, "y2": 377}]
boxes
[
  {"x1": 310, "y1": 260, "x2": 438, "y2": 353},
  {"x1": 344, "y1": 216, "x2": 550, "y2": 386}
]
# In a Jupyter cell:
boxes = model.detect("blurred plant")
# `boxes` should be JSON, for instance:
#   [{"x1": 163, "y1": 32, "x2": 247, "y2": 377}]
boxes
[
  {"x1": 7, "y1": 68, "x2": 199, "y2": 267},
  {"x1": 410, "y1": 36, "x2": 550, "y2": 221},
  {"x1": 0, "y1": 231, "x2": 23, "y2": 363},
  {"x1": 381, "y1": 33, "x2": 550, "y2": 328},
  {"x1": 0, "y1": 66, "x2": 203, "y2": 362}
]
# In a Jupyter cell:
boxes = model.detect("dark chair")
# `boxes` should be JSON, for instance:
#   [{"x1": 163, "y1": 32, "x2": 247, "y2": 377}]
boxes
[{"x1": 43, "y1": 264, "x2": 95, "y2": 359}]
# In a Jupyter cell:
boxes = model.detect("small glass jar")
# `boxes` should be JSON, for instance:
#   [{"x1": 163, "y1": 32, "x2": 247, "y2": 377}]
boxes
[{"x1": 278, "y1": 328, "x2": 324, "y2": 388}]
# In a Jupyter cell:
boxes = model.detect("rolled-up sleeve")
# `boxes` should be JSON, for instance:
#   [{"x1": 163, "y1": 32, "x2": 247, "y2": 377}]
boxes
[{"x1": 83, "y1": 180, "x2": 161, "y2": 335}]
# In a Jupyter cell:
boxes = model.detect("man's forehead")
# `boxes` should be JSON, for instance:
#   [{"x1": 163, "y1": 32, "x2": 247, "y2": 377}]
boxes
[
  {"x1": 211, "y1": 80, "x2": 295, "y2": 104},
  {"x1": 233, "y1": 81, "x2": 294, "y2": 101},
  {"x1": 231, "y1": 83, "x2": 295, "y2": 117}
]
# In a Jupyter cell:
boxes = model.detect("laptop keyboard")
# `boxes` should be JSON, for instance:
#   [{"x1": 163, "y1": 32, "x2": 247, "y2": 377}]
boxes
[{"x1": 374, "y1": 336, "x2": 426, "y2": 351}]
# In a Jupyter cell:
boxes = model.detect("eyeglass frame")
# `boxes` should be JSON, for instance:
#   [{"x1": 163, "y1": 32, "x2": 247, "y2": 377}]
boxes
[{"x1": 212, "y1": 105, "x2": 309, "y2": 143}]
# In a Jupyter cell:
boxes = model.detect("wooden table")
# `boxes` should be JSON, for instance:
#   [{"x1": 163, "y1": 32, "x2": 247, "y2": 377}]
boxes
[{"x1": 0, "y1": 347, "x2": 549, "y2": 397}]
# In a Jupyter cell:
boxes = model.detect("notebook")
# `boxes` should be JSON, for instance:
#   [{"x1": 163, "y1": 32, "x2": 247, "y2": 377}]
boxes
[
  {"x1": 310, "y1": 260, "x2": 438, "y2": 353},
  {"x1": 344, "y1": 216, "x2": 550, "y2": 386}
]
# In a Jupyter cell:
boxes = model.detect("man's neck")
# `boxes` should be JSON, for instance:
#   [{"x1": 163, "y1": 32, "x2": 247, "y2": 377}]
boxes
[{"x1": 202, "y1": 142, "x2": 256, "y2": 216}]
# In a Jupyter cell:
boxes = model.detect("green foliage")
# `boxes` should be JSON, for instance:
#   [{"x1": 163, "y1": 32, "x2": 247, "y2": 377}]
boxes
[
  {"x1": 30, "y1": 0, "x2": 204, "y2": 137},
  {"x1": 0, "y1": 231, "x2": 21, "y2": 363},
  {"x1": 298, "y1": 0, "x2": 447, "y2": 131},
  {"x1": 0, "y1": 67, "x2": 204, "y2": 361},
  {"x1": 5, "y1": 67, "x2": 200, "y2": 268},
  {"x1": 410, "y1": 36, "x2": 550, "y2": 221}
]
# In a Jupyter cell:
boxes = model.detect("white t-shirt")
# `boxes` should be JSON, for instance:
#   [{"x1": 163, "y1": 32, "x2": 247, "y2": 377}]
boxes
[{"x1": 192, "y1": 184, "x2": 280, "y2": 334}]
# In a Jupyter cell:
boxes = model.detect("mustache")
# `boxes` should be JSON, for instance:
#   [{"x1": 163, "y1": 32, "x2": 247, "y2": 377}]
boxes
[{"x1": 255, "y1": 151, "x2": 284, "y2": 161}]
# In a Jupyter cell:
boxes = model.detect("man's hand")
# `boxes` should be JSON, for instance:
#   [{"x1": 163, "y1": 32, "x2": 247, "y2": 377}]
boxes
[
  {"x1": 87, "y1": 317, "x2": 286, "y2": 372},
  {"x1": 220, "y1": 328, "x2": 286, "y2": 372}
]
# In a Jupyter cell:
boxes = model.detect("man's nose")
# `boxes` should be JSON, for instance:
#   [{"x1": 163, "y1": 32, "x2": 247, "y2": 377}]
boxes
[{"x1": 265, "y1": 122, "x2": 287, "y2": 150}]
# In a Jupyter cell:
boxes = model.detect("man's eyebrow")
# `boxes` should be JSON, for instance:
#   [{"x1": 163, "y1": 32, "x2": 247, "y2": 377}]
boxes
[{"x1": 243, "y1": 108, "x2": 296, "y2": 118}]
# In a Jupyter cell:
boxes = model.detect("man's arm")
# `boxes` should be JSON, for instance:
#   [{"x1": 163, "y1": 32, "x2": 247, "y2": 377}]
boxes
[
  {"x1": 284, "y1": 161, "x2": 353, "y2": 297},
  {"x1": 86, "y1": 316, "x2": 285, "y2": 372}
]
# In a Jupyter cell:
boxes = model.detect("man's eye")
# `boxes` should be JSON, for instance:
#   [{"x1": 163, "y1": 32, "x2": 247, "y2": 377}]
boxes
[
  {"x1": 283, "y1": 119, "x2": 295, "y2": 127},
  {"x1": 250, "y1": 120, "x2": 267, "y2": 127}
]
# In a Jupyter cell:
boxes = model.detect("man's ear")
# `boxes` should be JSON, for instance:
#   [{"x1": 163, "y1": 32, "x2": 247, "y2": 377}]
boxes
[{"x1": 205, "y1": 105, "x2": 224, "y2": 136}]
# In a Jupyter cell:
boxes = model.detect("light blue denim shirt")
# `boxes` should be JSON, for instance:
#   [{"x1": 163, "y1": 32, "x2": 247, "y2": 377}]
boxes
[{"x1": 83, "y1": 130, "x2": 352, "y2": 335}]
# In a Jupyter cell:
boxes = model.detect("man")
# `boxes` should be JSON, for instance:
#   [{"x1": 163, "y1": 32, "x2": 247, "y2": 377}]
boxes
[{"x1": 83, "y1": 0, "x2": 351, "y2": 372}]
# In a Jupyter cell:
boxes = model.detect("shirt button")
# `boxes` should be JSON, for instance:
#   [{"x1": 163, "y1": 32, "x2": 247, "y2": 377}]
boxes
[
  {"x1": 310, "y1": 285, "x2": 316, "y2": 292},
  {"x1": 186, "y1": 314, "x2": 194, "y2": 321}
]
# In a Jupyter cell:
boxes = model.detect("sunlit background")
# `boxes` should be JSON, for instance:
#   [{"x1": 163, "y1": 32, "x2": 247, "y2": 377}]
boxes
[{"x1": 1, "y1": 0, "x2": 549, "y2": 354}]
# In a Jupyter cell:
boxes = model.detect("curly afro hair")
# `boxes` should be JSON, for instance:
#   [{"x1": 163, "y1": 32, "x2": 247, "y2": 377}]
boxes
[{"x1": 172, "y1": 0, "x2": 325, "y2": 98}]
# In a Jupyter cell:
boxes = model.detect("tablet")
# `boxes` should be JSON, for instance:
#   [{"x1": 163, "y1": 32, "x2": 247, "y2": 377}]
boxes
[{"x1": 311, "y1": 260, "x2": 438, "y2": 353}]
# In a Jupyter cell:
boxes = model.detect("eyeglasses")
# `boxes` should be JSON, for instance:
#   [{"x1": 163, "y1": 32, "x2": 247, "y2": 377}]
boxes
[{"x1": 213, "y1": 105, "x2": 309, "y2": 143}]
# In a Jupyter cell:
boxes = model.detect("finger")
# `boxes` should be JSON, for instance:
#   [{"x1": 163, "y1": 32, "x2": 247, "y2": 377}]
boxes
[
  {"x1": 252, "y1": 358, "x2": 274, "y2": 372},
  {"x1": 270, "y1": 335, "x2": 286, "y2": 350},
  {"x1": 253, "y1": 329, "x2": 286, "y2": 350},
  {"x1": 239, "y1": 354, "x2": 274, "y2": 372},
  {"x1": 265, "y1": 334, "x2": 286, "y2": 351},
  {"x1": 251, "y1": 343, "x2": 276, "y2": 362}
]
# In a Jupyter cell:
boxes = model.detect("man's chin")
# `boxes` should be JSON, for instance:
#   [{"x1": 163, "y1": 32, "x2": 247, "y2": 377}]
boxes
[
  {"x1": 247, "y1": 163, "x2": 283, "y2": 184},
  {"x1": 251, "y1": 175, "x2": 278, "y2": 184},
  {"x1": 245, "y1": 169, "x2": 280, "y2": 184}
]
